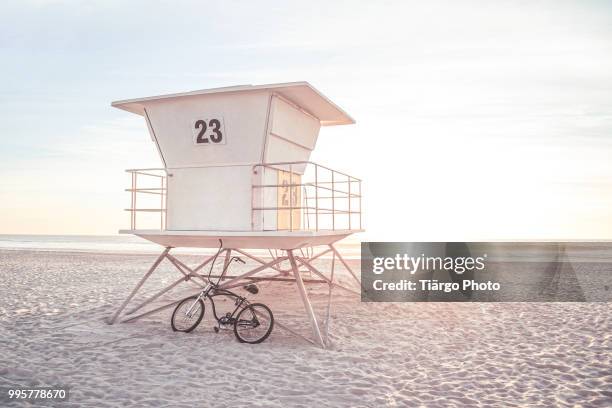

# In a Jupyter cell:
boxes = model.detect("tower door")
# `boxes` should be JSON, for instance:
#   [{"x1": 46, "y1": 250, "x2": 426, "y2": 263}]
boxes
[{"x1": 277, "y1": 170, "x2": 301, "y2": 231}]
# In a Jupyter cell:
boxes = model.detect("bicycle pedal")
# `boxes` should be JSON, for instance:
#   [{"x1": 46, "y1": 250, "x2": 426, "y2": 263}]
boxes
[{"x1": 213, "y1": 327, "x2": 219, "y2": 333}]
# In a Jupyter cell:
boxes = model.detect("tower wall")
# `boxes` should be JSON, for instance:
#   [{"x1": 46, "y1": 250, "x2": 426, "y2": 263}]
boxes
[{"x1": 142, "y1": 91, "x2": 322, "y2": 232}]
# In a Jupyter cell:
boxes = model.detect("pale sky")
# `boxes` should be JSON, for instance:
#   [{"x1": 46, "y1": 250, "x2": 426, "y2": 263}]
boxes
[{"x1": 1, "y1": 0, "x2": 612, "y2": 240}]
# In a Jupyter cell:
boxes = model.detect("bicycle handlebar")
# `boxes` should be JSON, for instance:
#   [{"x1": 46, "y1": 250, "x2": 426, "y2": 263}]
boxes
[{"x1": 207, "y1": 241, "x2": 246, "y2": 287}]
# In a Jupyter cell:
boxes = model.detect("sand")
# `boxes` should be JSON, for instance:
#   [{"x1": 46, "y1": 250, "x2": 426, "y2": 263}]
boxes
[{"x1": 0, "y1": 249, "x2": 611, "y2": 407}]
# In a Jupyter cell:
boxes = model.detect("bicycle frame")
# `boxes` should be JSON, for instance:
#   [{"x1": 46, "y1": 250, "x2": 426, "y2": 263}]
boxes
[
  {"x1": 183, "y1": 284, "x2": 250, "y2": 325},
  {"x1": 182, "y1": 240, "x2": 255, "y2": 327},
  {"x1": 185, "y1": 284, "x2": 249, "y2": 325},
  {"x1": 208, "y1": 289, "x2": 248, "y2": 323}
]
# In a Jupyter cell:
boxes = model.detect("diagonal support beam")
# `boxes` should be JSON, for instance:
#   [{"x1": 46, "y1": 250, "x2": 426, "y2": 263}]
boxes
[
  {"x1": 217, "y1": 257, "x2": 287, "y2": 289},
  {"x1": 121, "y1": 289, "x2": 203, "y2": 323},
  {"x1": 329, "y1": 243, "x2": 361, "y2": 288},
  {"x1": 288, "y1": 250, "x2": 326, "y2": 348},
  {"x1": 294, "y1": 256, "x2": 360, "y2": 296},
  {"x1": 308, "y1": 247, "x2": 333, "y2": 262},
  {"x1": 166, "y1": 253, "x2": 208, "y2": 287},
  {"x1": 219, "y1": 248, "x2": 232, "y2": 282},
  {"x1": 108, "y1": 247, "x2": 171, "y2": 324},
  {"x1": 192, "y1": 253, "x2": 218, "y2": 274},
  {"x1": 234, "y1": 248, "x2": 286, "y2": 274},
  {"x1": 324, "y1": 251, "x2": 336, "y2": 344},
  {"x1": 125, "y1": 274, "x2": 188, "y2": 315}
]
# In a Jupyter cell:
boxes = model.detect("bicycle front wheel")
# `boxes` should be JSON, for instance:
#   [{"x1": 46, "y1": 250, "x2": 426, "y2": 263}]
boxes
[
  {"x1": 234, "y1": 303, "x2": 274, "y2": 344},
  {"x1": 171, "y1": 296, "x2": 205, "y2": 333}
]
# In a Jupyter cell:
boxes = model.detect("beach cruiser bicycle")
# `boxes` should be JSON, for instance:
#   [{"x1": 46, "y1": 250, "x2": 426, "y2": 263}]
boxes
[{"x1": 171, "y1": 240, "x2": 274, "y2": 344}]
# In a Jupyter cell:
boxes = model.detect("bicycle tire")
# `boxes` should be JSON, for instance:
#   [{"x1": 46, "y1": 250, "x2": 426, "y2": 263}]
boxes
[
  {"x1": 233, "y1": 303, "x2": 274, "y2": 344},
  {"x1": 171, "y1": 296, "x2": 205, "y2": 333}
]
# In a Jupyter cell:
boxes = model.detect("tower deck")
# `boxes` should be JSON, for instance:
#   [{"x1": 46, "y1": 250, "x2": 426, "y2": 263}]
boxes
[{"x1": 120, "y1": 229, "x2": 362, "y2": 250}]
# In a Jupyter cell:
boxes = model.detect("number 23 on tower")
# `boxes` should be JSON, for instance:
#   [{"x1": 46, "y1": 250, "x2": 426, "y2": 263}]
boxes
[{"x1": 192, "y1": 117, "x2": 226, "y2": 145}]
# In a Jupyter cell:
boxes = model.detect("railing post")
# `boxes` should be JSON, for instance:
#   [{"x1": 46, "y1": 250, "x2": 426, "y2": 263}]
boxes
[
  {"x1": 348, "y1": 175, "x2": 351, "y2": 230},
  {"x1": 160, "y1": 175, "x2": 164, "y2": 230},
  {"x1": 289, "y1": 163, "x2": 293, "y2": 232},
  {"x1": 164, "y1": 172, "x2": 169, "y2": 231},
  {"x1": 134, "y1": 172, "x2": 138, "y2": 229},
  {"x1": 331, "y1": 170, "x2": 335, "y2": 231},
  {"x1": 359, "y1": 180, "x2": 362, "y2": 230},
  {"x1": 251, "y1": 165, "x2": 255, "y2": 231},
  {"x1": 315, "y1": 164, "x2": 319, "y2": 232},
  {"x1": 130, "y1": 172, "x2": 136, "y2": 230}
]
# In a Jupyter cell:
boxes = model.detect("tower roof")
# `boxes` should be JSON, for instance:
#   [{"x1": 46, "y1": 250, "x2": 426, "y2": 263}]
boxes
[{"x1": 111, "y1": 81, "x2": 354, "y2": 126}]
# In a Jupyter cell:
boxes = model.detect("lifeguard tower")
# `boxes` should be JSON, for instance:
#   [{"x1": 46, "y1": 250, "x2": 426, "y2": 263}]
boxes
[{"x1": 108, "y1": 82, "x2": 363, "y2": 348}]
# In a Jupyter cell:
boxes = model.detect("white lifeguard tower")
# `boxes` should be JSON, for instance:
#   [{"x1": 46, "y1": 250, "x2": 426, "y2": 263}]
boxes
[{"x1": 108, "y1": 82, "x2": 363, "y2": 348}]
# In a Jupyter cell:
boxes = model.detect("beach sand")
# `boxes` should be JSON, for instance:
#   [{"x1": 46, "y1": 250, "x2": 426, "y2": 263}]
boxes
[{"x1": 0, "y1": 249, "x2": 610, "y2": 407}]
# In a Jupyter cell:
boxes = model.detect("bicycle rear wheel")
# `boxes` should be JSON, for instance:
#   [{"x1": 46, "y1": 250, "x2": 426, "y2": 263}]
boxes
[
  {"x1": 171, "y1": 296, "x2": 205, "y2": 333},
  {"x1": 234, "y1": 303, "x2": 274, "y2": 344}
]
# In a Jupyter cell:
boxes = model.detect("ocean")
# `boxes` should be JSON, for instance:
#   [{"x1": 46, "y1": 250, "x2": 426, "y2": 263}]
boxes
[{"x1": 0, "y1": 234, "x2": 362, "y2": 258}]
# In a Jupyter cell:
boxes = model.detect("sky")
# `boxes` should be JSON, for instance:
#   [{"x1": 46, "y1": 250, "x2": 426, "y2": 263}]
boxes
[{"x1": 1, "y1": 0, "x2": 612, "y2": 240}]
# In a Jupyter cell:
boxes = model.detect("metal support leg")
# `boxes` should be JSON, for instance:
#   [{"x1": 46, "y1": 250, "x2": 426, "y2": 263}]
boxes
[
  {"x1": 114, "y1": 250, "x2": 291, "y2": 326},
  {"x1": 288, "y1": 250, "x2": 325, "y2": 348},
  {"x1": 324, "y1": 251, "x2": 335, "y2": 344},
  {"x1": 112, "y1": 247, "x2": 350, "y2": 349},
  {"x1": 108, "y1": 247, "x2": 171, "y2": 324},
  {"x1": 220, "y1": 249, "x2": 232, "y2": 282}
]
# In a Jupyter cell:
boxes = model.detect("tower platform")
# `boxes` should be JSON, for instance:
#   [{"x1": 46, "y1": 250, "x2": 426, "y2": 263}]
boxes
[{"x1": 120, "y1": 229, "x2": 362, "y2": 250}]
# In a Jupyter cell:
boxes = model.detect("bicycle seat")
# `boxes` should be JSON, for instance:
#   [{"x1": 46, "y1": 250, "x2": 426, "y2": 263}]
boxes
[{"x1": 244, "y1": 283, "x2": 259, "y2": 294}]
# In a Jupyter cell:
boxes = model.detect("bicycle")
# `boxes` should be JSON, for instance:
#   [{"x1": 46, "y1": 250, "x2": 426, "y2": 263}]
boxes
[{"x1": 170, "y1": 240, "x2": 274, "y2": 344}]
